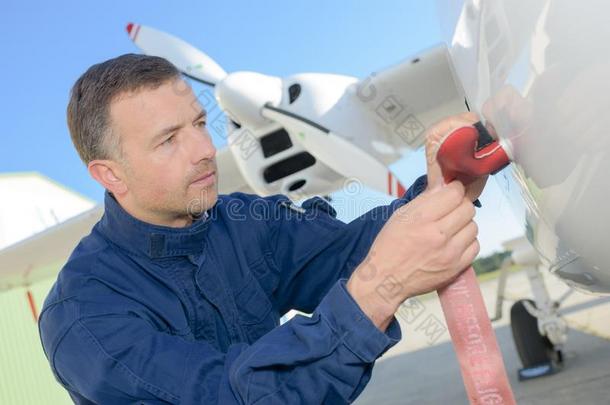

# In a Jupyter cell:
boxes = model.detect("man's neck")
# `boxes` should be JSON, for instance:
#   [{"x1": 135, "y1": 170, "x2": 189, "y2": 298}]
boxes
[{"x1": 110, "y1": 192, "x2": 199, "y2": 228}]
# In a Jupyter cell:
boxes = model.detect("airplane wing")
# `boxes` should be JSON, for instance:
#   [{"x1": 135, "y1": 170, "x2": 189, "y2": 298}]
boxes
[
  {"x1": 0, "y1": 205, "x2": 103, "y2": 291},
  {"x1": 350, "y1": 44, "x2": 470, "y2": 151}
]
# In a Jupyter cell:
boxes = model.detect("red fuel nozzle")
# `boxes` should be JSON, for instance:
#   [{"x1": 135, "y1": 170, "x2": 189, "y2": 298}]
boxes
[{"x1": 436, "y1": 121, "x2": 510, "y2": 185}]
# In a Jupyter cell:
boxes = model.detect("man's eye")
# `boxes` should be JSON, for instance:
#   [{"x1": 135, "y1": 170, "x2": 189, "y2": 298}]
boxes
[
  {"x1": 162, "y1": 135, "x2": 175, "y2": 145},
  {"x1": 196, "y1": 120, "x2": 207, "y2": 128}
]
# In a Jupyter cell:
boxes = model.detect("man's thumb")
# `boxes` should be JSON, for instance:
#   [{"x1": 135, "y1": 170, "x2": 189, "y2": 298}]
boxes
[{"x1": 425, "y1": 137, "x2": 445, "y2": 192}]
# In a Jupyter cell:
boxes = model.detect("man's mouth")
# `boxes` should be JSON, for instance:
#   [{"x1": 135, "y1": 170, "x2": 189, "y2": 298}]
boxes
[{"x1": 190, "y1": 171, "x2": 216, "y2": 187}]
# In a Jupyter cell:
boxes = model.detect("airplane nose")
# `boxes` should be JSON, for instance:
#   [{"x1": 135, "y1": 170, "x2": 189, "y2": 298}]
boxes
[{"x1": 215, "y1": 72, "x2": 282, "y2": 128}]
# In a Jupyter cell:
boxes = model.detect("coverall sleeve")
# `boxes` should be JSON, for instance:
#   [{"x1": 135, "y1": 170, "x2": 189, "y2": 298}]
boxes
[
  {"x1": 266, "y1": 174, "x2": 428, "y2": 315},
  {"x1": 45, "y1": 279, "x2": 400, "y2": 404}
]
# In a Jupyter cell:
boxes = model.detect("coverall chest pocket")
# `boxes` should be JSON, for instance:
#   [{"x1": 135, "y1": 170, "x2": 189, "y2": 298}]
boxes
[{"x1": 233, "y1": 271, "x2": 277, "y2": 343}]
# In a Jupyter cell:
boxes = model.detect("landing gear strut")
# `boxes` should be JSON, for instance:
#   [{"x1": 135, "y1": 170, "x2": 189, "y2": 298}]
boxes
[{"x1": 493, "y1": 237, "x2": 571, "y2": 380}]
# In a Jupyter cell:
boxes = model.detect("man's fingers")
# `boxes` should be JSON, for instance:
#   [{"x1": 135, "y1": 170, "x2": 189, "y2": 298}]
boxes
[
  {"x1": 454, "y1": 238, "x2": 481, "y2": 273},
  {"x1": 436, "y1": 198, "x2": 476, "y2": 237},
  {"x1": 415, "y1": 180, "x2": 466, "y2": 220},
  {"x1": 448, "y1": 221, "x2": 478, "y2": 256}
]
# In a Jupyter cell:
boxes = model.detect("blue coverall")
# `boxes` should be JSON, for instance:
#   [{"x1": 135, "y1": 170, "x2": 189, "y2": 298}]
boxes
[{"x1": 39, "y1": 175, "x2": 427, "y2": 404}]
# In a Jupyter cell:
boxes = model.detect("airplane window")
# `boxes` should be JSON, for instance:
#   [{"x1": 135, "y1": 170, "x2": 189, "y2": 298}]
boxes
[
  {"x1": 263, "y1": 152, "x2": 316, "y2": 183},
  {"x1": 288, "y1": 179, "x2": 307, "y2": 191},
  {"x1": 288, "y1": 84, "x2": 301, "y2": 104},
  {"x1": 260, "y1": 128, "x2": 293, "y2": 158}
]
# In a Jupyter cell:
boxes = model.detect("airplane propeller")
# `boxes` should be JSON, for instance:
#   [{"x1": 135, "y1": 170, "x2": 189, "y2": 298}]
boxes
[{"x1": 126, "y1": 23, "x2": 227, "y2": 86}]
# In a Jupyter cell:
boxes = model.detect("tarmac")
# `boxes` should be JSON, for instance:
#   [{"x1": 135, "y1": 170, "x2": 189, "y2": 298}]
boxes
[{"x1": 355, "y1": 268, "x2": 610, "y2": 404}]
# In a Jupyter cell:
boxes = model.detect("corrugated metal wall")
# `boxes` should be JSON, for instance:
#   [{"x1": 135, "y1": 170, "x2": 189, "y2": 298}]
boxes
[{"x1": 0, "y1": 278, "x2": 71, "y2": 404}]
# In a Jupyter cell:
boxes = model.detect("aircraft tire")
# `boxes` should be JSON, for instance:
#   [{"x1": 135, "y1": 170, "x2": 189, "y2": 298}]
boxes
[{"x1": 510, "y1": 299, "x2": 557, "y2": 368}]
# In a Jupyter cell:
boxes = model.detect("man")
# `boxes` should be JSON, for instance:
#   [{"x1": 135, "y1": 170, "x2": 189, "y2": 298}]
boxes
[{"x1": 39, "y1": 53, "x2": 485, "y2": 404}]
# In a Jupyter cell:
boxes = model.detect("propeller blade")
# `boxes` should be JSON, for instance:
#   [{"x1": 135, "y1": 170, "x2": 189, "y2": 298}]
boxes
[
  {"x1": 126, "y1": 23, "x2": 227, "y2": 86},
  {"x1": 261, "y1": 105, "x2": 407, "y2": 198}
]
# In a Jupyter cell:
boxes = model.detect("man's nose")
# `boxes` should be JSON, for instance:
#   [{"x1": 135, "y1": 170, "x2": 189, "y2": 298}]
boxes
[{"x1": 188, "y1": 127, "x2": 216, "y2": 163}]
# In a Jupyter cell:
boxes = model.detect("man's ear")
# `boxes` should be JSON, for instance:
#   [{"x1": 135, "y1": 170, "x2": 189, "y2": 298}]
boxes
[{"x1": 88, "y1": 160, "x2": 128, "y2": 196}]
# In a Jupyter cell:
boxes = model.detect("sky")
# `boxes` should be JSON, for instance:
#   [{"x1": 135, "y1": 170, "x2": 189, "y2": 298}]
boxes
[{"x1": 0, "y1": 0, "x2": 522, "y2": 255}]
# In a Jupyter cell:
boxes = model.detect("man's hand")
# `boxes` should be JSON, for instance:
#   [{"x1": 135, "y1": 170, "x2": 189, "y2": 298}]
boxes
[
  {"x1": 346, "y1": 181, "x2": 479, "y2": 331},
  {"x1": 424, "y1": 112, "x2": 488, "y2": 202}
]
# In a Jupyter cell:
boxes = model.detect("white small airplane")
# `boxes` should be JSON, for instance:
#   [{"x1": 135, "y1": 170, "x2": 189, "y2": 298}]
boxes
[
  {"x1": 125, "y1": 21, "x2": 469, "y2": 200},
  {"x1": 2, "y1": 0, "x2": 608, "y2": 380}
]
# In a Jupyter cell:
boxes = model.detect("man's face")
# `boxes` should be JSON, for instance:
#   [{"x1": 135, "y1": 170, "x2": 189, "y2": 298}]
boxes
[{"x1": 109, "y1": 78, "x2": 218, "y2": 225}]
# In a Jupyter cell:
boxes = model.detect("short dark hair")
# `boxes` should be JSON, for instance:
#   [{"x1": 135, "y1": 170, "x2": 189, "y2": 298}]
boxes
[{"x1": 67, "y1": 53, "x2": 181, "y2": 164}]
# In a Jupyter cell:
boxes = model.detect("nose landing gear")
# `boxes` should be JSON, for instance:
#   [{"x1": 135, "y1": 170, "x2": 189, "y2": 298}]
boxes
[
  {"x1": 493, "y1": 242, "x2": 570, "y2": 380},
  {"x1": 510, "y1": 298, "x2": 564, "y2": 380}
]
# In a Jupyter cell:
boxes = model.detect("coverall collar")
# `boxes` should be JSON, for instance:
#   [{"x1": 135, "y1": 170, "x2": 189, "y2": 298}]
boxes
[{"x1": 99, "y1": 191, "x2": 212, "y2": 259}]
